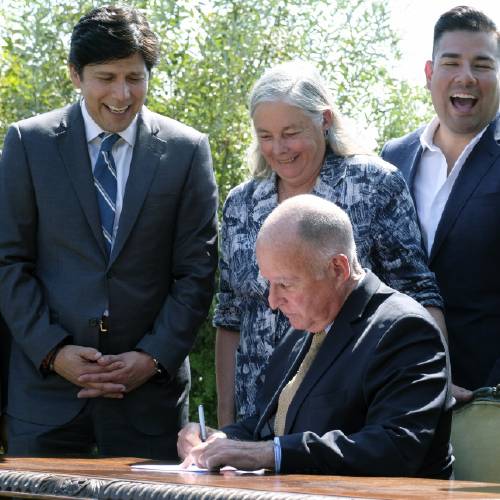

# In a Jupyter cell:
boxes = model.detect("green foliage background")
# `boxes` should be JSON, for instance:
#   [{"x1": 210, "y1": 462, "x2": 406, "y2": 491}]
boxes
[{"x1": 0, "y1": 0, "x2": 433, "y2": 427}]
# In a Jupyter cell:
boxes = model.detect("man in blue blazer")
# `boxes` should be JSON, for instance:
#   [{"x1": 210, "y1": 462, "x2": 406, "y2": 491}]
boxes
[
  {"x1": 382, "y1": 6, "x2": 500, "y2": 401},
  {"x1": 0, "y1": 6, "x2": 217, "y2": 458},
  {"x1": 178, "y1": 196, "x2": 453, "y2": 478}
]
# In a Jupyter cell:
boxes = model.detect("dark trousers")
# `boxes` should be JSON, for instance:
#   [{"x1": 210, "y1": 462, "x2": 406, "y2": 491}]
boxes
[
  {"x1": 7, "y1": 399, "x2": 179, "y2": 459},
  {"x1": 0, "y1": 415, "x2": 6, "y2": 453},
  {"x1": 0, "y1": 315, "x2": 10, "y2": 453}
]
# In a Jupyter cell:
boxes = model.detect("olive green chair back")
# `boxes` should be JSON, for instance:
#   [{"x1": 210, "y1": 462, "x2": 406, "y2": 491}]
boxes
[{"x1": 451, "y1": 386, "x2": 500, "y2": 483}]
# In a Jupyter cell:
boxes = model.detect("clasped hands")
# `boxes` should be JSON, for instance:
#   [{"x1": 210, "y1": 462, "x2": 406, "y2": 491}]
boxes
[
  {"x1": 177, "y1": 423, "x2": 274, "y2": 471},
  {"x1": 52, "y1": 345, "x2": 158, "y2": 399}
]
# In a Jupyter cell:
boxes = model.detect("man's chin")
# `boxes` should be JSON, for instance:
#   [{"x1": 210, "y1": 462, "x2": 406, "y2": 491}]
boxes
[
  {"x1": 286, "y1": 316, "x2": 306, "y2": 330},
  {"x1": 446, "y1": 112, "x2": 492, "y2": 136},
  {"x1": 99, "y1": 106, "x2": 136, "y2": 132}
]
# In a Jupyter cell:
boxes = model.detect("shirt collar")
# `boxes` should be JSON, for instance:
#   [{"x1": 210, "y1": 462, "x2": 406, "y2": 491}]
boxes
[
  {"x1": 420, "y1": 115, "x2": 488, "y2": 152},
  {"x1": 420, "y1": 116, "x2": 441, "y2": 151},
  {"x1": 80, "y1": 98, "x2": 138, "y2": 147}
]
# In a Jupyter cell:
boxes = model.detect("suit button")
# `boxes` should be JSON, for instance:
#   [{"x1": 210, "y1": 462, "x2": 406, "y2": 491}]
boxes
[{"x1": 107, "y1": 271, "x2": 114, "y2": 279}]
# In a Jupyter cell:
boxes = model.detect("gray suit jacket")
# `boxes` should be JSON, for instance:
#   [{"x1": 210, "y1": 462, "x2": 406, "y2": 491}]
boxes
[{"x1": 0, "y1": 103, "x2": 218, "y2": 433}]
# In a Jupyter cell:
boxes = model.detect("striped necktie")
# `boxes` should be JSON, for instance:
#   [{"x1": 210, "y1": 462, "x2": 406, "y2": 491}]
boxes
[
  {"x1": 274, "y1": 330, "x2": 327, "y2": 436},
  {"x1": 94, "y1": 133, "x2": 120, "y2": 257}
]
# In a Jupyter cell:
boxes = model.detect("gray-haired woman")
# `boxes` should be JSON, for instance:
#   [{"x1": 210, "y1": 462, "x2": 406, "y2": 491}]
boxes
[{"x1": 214, "y1": 60, "x2": 446, "y2": 426}]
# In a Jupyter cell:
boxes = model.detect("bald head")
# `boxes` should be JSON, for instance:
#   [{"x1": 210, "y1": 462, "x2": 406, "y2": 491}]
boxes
[
  {"x1": 256, "y1": 195, "x2": 364, "y2": 331},
  {"x1": 257, "y1": 194, "x2": 360, "y2": 273}
]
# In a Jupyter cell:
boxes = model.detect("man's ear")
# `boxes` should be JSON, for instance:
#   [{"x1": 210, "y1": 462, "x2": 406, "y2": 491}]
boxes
[
  {"x1": 329, "y1": 254, "x2": 350, "y2": 282},
  {"x1": 424, "y1": 60, "x2": 434, "y2": 91},
  {"x1": 68, "y1": 64, "x2": 82, "y2": 89}
]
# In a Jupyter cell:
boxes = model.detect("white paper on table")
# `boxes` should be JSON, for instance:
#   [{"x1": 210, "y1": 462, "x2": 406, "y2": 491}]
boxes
[
  {"x1": 131, "y1": 463, "x2": 208, "y2": 473},
  {"x1": 130, "y1": 463, "x2": 266, "y2": 475}
]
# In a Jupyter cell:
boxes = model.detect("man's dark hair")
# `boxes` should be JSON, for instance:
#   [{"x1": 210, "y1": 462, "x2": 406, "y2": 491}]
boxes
[
  {"x1": 433, "y1": 6, "x2": 500, "y2": 59},
  {"x1": 69, "y1": 5, "x2": 159, "y2": 75}
]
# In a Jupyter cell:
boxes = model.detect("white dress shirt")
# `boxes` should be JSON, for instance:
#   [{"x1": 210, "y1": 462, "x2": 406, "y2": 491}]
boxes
[
  {"x1": 414, "y1": 117, "x2": 487, "y2": 256},
  {"x1": 80, "y1": 99, "x2": 138, "y2": 245}
]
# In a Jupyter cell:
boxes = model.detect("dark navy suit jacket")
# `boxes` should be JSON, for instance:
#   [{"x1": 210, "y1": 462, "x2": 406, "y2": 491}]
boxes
[
  {"x1": 381, "y1": 115, "x2": 500, "y2": 390},
  {"x1": 0, "y1": 103, "x2": 218, "y2": 447},
  {"x1": 223, "y1": 272, "x2": 453, "y2": 478},
  {"x1": 0, "y1": 315, "x2": 9, "y2": 416}
]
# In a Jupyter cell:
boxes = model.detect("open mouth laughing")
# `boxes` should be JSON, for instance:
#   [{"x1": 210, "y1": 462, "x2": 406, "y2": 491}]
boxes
[{"x1": 450, "y1": 93, "x2": 478, "y2": 113}]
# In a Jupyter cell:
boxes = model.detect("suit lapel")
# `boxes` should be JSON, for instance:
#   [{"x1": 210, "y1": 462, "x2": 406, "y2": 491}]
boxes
[
  {"x1": 405, "y1": 136, "x2": 423, "y2": 194},
  {"x1": 56, "y1": 103, "x2": 107, "y2": 258},
  {"x1": 109, "y1": 110, "x2": 162, "y2": 265},
  {"x1": 254, "y1": 331, "x2": 310, "y2": 438},
  {"x1": 429, "y1": 118, "x2": 500, "y2": 263},
  {"x1": 283, "y1": 272, "x2": 382, "y2": 434}
]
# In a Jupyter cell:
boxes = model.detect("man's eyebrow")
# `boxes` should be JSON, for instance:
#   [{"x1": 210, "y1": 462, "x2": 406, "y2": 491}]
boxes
[
  {"x1": 93, "y1": 69, "x2": 146, "y2": 75},
  {"x1": 474, "y1": 55, "x2": 497, "y2": 62},
  {"x1": 439, "y1": 52, "x2": 496, "y2": 62}
]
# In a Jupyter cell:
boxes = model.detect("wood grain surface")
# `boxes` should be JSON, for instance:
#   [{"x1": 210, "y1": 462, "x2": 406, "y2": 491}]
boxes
[{"x1": 1, "y1": 456, "x2": 499, "y2": 499}]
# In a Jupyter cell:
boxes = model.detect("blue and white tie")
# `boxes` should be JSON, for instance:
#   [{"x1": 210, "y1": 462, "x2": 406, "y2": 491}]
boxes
[{"x1": 94, "y1": 133, "x2": 120, "y2": 256}]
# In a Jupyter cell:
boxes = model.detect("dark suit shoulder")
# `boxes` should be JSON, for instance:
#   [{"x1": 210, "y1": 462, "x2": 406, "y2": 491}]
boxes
[
  {"x1": 376, "y1": 288, "x2": 435, "y2": 324},
  {"x1": 10, "y1": 105, "x2": 74, "y2": 137},
  {"x1": 380, "y1": 128, "x2": 425, "y2": 179},
  {"x1": 382, "y1": 127, "x2": 424, "y2": 156},
  {"x1": 365, "y1": 287, "x2": 444, "y2": 351}
]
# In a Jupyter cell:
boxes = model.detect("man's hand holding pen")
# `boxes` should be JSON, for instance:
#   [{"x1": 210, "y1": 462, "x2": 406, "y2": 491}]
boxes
[
  {"x1": 177, "y1": 422, "x2": 274, "y2": 471},
  {"x1": 177, "y1": 422, "x2": 227, "y2": 467}
]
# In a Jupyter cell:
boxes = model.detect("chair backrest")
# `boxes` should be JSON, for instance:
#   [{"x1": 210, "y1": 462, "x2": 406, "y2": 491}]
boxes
[{"x1": 451, "y1": 386, "x2": 500, "y2": 482}]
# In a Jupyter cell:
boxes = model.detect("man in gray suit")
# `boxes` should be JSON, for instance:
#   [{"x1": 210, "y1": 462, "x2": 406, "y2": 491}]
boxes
[{"x1": 0, "y1": 5, "x2": 218, "y2": 458}]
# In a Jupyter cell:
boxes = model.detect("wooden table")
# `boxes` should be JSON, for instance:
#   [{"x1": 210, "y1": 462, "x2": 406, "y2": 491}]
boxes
[{"x1": 1, "y1": 457, "x2": 499, "y2": 499}]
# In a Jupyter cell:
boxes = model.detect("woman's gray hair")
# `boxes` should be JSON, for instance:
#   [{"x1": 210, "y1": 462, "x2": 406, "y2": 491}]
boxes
[{"x1": 248, "y1": 60, "x2": 369, "y2": 179}]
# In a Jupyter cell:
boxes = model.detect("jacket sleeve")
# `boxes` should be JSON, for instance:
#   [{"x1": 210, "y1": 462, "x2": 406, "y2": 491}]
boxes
[
  {"x1": 0, "y1": 125, "x2": 70, "y2": 370},
  {"x1": 137, "y1": 134, "x2": 218, "y2": 375},
  {"x1": 371, "y1": 168, "x2": 443, "y2": 308},
  {"x1": 222, "y1": 414, "x2": 261, "y2": 441}
]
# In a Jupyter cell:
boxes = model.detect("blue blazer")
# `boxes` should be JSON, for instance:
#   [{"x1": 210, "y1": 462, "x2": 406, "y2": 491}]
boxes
[
  {"x1": 381, "y1": 115, "x2": 500, "y2": 390},
  {"x1": 223, "y1": 272, "x2": 453, "y2": 479},
  {"x1": 0, "y1": 103, "x2": 218, "y2": 440}
]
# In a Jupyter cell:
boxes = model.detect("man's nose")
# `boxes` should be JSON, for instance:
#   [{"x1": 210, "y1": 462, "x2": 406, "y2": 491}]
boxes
[
  {"x1": 268, "y1": 283, "x2": 281, "y2": 310},
  {"x1": 112, "y1": 80, "x2": 131, "y2": 101},
  {"x1": 455, "y1": 63, "x2": 477, "y2": 85}
]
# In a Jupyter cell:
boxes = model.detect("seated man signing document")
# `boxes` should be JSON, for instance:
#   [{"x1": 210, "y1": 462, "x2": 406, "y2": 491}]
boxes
[{"x1": 178, "y1": 195, "x2": 454, "y2": 478}]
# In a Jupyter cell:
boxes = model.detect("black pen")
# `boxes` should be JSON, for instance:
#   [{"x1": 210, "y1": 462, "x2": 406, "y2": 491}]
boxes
[{"x1": 198, "y1": 404, "x2": 207, "y2": 442}]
